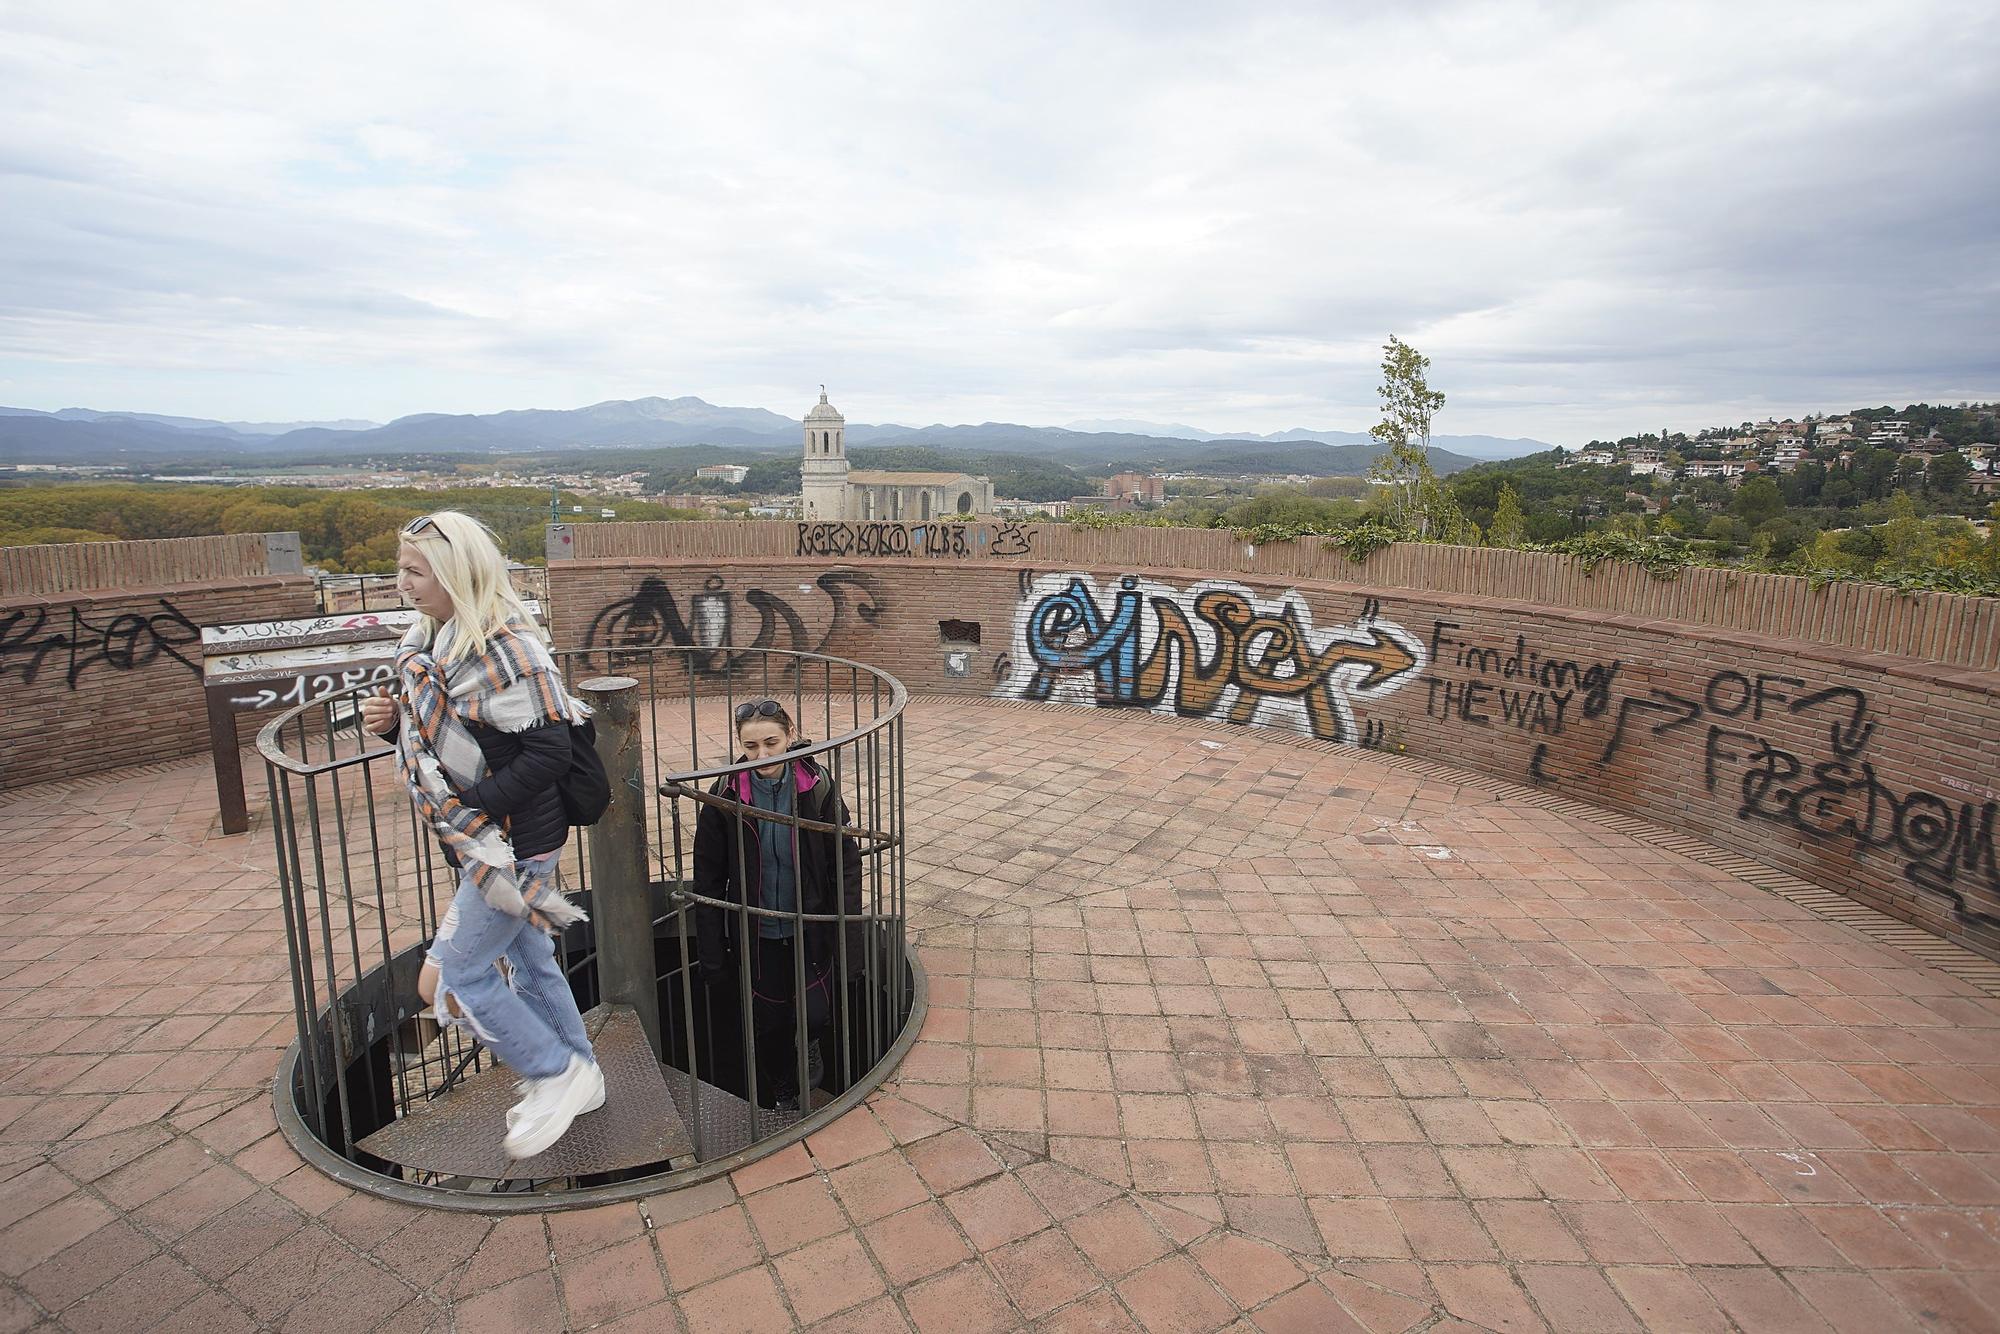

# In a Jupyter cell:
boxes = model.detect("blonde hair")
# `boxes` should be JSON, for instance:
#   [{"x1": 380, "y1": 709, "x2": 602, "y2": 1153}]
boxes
[{"x1": 398, "y1": 511, "x2": 536, "y2": 665}]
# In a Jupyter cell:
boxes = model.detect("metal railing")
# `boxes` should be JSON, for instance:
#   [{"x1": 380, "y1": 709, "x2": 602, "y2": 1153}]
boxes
[{"x1": 261, "y1": 645, "x2": 918, "y2": 1210}]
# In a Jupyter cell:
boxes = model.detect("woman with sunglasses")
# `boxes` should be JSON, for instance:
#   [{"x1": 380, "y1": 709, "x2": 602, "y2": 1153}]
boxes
[
  {"x1": 692, "y1": 698, "x2": 864, "y2": 1112},
  {"x1": 360, "y1": 511, "x2": 603, "y2": 1160}
]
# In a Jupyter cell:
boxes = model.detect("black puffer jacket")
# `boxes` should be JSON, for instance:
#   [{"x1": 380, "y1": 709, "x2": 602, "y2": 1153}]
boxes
[
  {"x1": 458, "y1": 721, "x2": 571, "y2": 860},
  {"x1": 385, "y1": 719, "x2": 571, "y2": 862}
]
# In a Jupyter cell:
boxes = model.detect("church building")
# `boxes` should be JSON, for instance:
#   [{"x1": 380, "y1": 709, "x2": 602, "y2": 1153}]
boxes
[{"x1": 800, "y1": 388, "x2": 994, "y2": 522}]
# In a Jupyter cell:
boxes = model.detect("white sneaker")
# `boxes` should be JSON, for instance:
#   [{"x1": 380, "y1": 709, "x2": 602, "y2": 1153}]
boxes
[
  {"x1": 505, "y1": 1055, "x2": 603, "y2": 1129},
  {"x1": 503, "y1": 1054, "x2": 605, "y2": 1159}
]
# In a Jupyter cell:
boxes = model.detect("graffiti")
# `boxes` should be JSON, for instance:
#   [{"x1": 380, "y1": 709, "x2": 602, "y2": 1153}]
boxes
[
  {"x1": 991, "y1": 651, "x2": 1014, "y2": 683},
  {"x1": 992, "y1": 522, "x2": 1033, "y2": 557},
  {"x1": 1531, "y1": 664, "x2": 1996, "y2": 927},
  {"x1": 797, "y1": 522, "x2": 965, "y2": 558},
  {"x1": 224, "y1": 663, "x2": 397, "y2": 711},
  {"x1": 202, "y1": 610, "x2": 405, "y2": 645},
  {"x1": 794, "y1": 521, "x2": 1034, "y2": 560},
  {"x1": 1423, "y1": 623, "x2": 1620, "y2": 736},
  {"x1": 583, "y1": 571, "x2": 882, "y2": 672},
  {"x1": 1711, "y1": 726, "x2": 1997, "y2": 928},
  {"x1": 0, "y1": 600, "x2": 200, "y2": 689},
  {"x1": 943, "y1": 650, "x2": 972, "y2": 678},
  {"x1": 995, "y1": 574, "x2": 1422, "y2": 743}
]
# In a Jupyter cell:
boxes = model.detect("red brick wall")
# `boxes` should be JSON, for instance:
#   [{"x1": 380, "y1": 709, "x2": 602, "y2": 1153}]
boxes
[
  {"x1": 1, "y1": 578, "x2": 319, "y2": 790},
  {"x1": 549, "y1": 556, "x2": 2000, "y2": 962}
]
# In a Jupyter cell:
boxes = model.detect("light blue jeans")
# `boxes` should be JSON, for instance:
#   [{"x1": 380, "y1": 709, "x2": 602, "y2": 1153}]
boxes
[{"x1": 430, "y1": 853, "x2": 593, "y2": 1080}]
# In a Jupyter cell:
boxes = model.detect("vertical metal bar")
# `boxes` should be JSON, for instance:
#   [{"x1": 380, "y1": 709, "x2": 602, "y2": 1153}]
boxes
[
  {"x1": 734, "y1": 787, "x2": 759, "y2": 1116},
  {"x1": 302, "y1": 773, "x2": 358, "y2": 1157},
  {"x1": 790, "y1": 782, "x2": 808, "y2": 1115},
  {"x1": 326, "y1": 748, "x2": 366, "y2": 984},
  {"x1": 269, "y1": 765, "x2": 321, "y2": 1138},
  {"x1": 865, "y1": 711, "x2": 882, "y2": 1069},
  {"x1": 647, "y1": 654, "x2": 667, "y2": 883},
  {"x1": 357, "y1": 743, "x2": 410, "y2": 1117},
  {"x1": 670, "y1": 798, "x2": 704, "y2": 1157},
  {"x1": 830, "y1": 741, "x2": 852, "y2": 1089},
  {"x1": 894, "y1": 712, "x2": 908, "y2": 1029}
]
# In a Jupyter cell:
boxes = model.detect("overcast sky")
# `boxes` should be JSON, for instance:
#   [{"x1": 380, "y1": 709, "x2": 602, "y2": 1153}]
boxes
[{"x1": 1, "y1": 1, "x2": 1994, "y2": 445}]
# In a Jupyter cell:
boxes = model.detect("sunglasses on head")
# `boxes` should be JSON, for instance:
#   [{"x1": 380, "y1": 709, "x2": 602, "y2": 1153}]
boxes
[
  {"x1": 402, "y1": 515, "x2": 446, "y2": 540},
  {"x1": 734, "y1": 699, "x2": 788, "y2": 723}
]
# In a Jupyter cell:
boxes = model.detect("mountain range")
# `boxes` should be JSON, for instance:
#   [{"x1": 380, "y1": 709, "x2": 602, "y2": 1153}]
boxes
[{"x1": 0, "y1": 395, "x2": 1550, "y2": 473}]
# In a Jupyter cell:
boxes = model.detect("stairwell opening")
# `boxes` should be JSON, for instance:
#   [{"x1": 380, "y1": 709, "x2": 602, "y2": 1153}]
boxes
[{"x1": 263, "y1": 648, "x2": 922, "y2": 1212}]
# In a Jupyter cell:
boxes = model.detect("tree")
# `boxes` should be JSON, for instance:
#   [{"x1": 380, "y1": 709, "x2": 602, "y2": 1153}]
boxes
[
  {"x1": 1488, "y1": 483, "x2": 1527, "y2": 547},
  {"x1": 1364, "y1": 335, "x2": 1472, "y2": 541},
  {"x1": 1731, "y1": 475, "x2": 1784, "y2": 527},
  {"x1": 1927, "y1": 449, "x2": 1971, "y2": 498}
]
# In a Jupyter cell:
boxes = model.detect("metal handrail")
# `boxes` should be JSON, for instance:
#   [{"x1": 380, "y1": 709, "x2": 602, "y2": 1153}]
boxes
[{"x1": 258, "y1": 643, "x2": 918, "y2": 1212}]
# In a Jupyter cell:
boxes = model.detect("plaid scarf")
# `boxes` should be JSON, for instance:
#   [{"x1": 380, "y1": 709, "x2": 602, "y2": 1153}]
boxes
[{"x1": 395, "y1": 616, "x2": 591, "y2": 925}]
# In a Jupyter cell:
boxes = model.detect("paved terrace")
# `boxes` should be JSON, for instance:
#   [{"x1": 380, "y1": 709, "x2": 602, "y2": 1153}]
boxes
[{"x1": 3, "y1": 698, "x2": 2000, "y2": 1333}]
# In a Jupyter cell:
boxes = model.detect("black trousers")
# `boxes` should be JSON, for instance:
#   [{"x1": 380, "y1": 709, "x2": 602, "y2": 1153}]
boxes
[{"x1": 748, "y1": 936, "x2": 830, "y2": 1106}]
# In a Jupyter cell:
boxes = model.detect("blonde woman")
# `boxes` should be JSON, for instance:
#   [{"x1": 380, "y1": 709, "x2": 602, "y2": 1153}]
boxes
[{"x1": 360, "y1": 511, "x2": 603, "y2": 1160}]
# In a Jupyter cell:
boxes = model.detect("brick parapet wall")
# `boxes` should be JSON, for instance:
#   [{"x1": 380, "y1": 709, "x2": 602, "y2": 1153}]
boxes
[
  {"x1": 1, "y1": 576, "x2": 319, "y2": 790},
  {"x1": 550, "y1": 553, "x2": 2000, "y2": 962},
  {"x1": 2, "y1": 531, "x2": 301, "y2": 598},
  {"x1": 558, "y1": 520, "x2": 2000, "y2": 670}
]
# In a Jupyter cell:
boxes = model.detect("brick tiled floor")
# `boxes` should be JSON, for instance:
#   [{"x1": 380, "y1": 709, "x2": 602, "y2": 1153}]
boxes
[{"x1": 4, "y1": 697, "x2": 2000, "y2": 1330}]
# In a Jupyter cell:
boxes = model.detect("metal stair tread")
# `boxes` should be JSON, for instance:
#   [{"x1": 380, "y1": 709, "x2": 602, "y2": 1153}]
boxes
[{"x1": 356, "y1": 1005, "x2": 693, "y2": 1180}]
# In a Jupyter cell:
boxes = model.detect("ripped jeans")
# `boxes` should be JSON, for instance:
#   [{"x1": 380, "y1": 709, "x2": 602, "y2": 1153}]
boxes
[{"x1": 429, "y1": 853, "x2": 593, "y2": 1081}]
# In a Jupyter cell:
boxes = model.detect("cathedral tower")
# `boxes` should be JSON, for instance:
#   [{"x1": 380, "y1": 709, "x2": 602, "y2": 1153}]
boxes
[{"x1": 801, "y1": 385, "x2": 849, "y2": 521}]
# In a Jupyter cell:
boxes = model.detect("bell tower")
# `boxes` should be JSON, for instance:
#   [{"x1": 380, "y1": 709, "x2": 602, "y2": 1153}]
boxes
[{"x1": 801, "y1": 385, "x2": 849, "y2": 521}]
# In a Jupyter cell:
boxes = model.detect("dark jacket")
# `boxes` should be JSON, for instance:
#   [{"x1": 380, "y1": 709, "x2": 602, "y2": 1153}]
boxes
[
  {"x1": 385, "y1": 718, "x2": 571, "y2": 862},
  {"x1": 693, "y1": 747, "x2": 865, "y2": 983},
  {"x1": 460, "y1": 721, "x2": 571, "y2": 860}
]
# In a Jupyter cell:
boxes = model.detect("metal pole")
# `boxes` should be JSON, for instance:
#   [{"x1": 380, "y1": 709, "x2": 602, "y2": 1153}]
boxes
[{"x1": 578, "y1": 676, "x2": 661, "y2": 1058}]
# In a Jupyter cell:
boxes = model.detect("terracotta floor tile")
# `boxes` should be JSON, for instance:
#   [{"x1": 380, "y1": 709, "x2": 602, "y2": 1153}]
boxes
[
  {"x1": 1699, "y1": 1266, "x2": 1832, "y2": 1331},
  {"x1": 945, "y1": 1173, "x2": 1051, "y2": 1251},
  {"x1": 1246, "y1": 1281, "x2": 1368, "y2": 1334},
  {"x1": 772, "y1": 1231, "x2": 885, "y2": 1325},
  {"x1": 557, "y1": 1235, "x2": 665, "y2": 1328},
  {"x1": 862, "y1": 1201, "x2": 972, "y2": 1286},
  {"x1": 744, "y1": 1175, "x2": 847, "y2": 1255},
  {"x1": 1518, "y1": 1264, "x2": 1642, "y2": 1331},
  {"x1": 1605, "y1": 1266, "x2": 1730, "y2": 1332},
  {"x1": 1389, "y1": 1198, "x2": 1498, "y2": 1262},
  {"x1": 1115, "y1": 1254, "x2": 1237, "y2": 1334},
  {"x1": 903, "y1": 1261, "x2": 1021, "y2": 1334},
  {"x1": 1066, "y1": 1199, "x2": 1174, "y2": 1277},
  {"x1": 829, "y1": 1152, "x2": 929, "y2": 1225},
  {"x1": 657, "y1": 1205, "x2": 761, "y2": 1292},
  {"x1": 1036, "y1": 1288, "x2": 1143, "y2": 1333},
  {"x1": 1309, "y1": 1197, "x2": 1409, "y2": 1260},
  {"x1": 1474, "y1": 1200, "x2": 1585, "y2": 1263},
  {"x1": 678, "y1": 1266, "x2": 797, "y2": 1334},
  {"x1": 990, "y1": 1228, "x2": 1101, "y2": 1319},
  {"x1": 1187, "y1": 1232, "x2": 1303, "y2": 1309},
  {"x1": 1429, "y1": 1263, "x2": 1545, "y2": 1332},
  {"x1": 903, "y1": 1126, "x2": 1002, "y2": 1195},
  {"x1": 1787, "y1": 1270, "x2": 1929, "y2": 1334}
]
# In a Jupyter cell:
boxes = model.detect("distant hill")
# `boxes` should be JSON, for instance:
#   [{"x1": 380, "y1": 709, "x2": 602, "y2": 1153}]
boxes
[
  {"x1": 0, "y1": 394, "x2": 1530, "y2": 475},
  {"x1": 1064, "y1": 417, "x2": 1548, "y2": 461}
]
